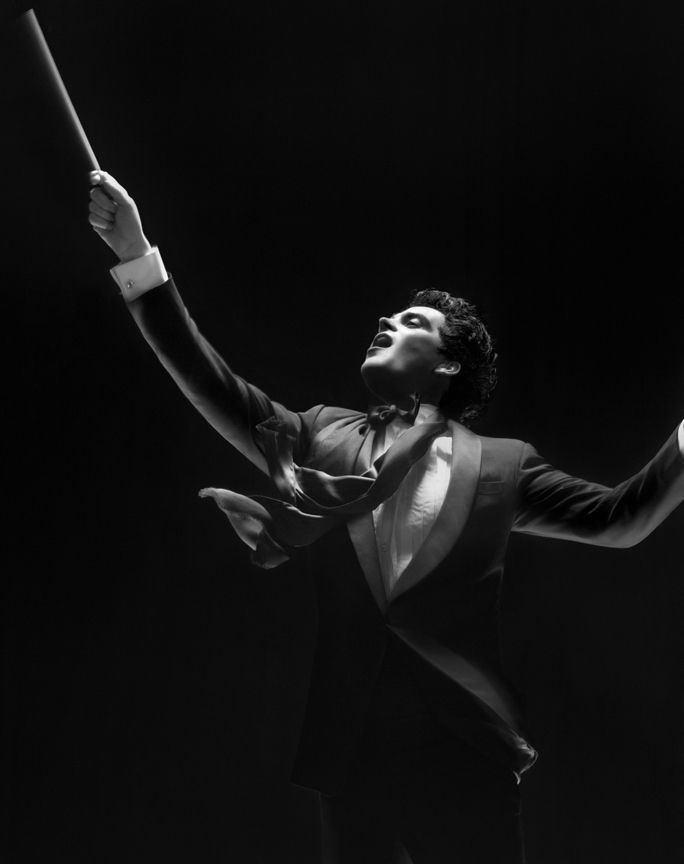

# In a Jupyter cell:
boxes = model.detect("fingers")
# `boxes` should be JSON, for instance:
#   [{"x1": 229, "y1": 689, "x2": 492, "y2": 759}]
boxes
[
  {"x1": 89, "y1": 186, "x2": 117, "y2": 213},
  {"x1": 89, "y1": 198, "x2": 115, "y2": 226},
  {"x1": 89, "y1": 170, "x2": 131, "y2": 205},
  {"x1": 89, "y1": 210, "x2": 112, "y2": 231}
]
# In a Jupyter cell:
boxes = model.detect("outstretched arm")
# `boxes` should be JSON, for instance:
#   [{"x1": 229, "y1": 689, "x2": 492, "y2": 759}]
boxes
[
  {"x1": 87, "y1": 171, "x2": 320, "y2": 472},
  {"x1": 513, "y1": 425, "x2": 684, "y2": 547}
]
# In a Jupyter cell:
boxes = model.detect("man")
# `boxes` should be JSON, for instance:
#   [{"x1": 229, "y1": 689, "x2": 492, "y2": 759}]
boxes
[{"x1": 88, "y1": 170, "x2": 684, "y2": 863}]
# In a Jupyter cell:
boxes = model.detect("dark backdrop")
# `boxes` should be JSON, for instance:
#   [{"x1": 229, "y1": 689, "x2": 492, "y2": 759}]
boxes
[{"x1": 2, "y1": 1, "x2": 683, "y2": 862}]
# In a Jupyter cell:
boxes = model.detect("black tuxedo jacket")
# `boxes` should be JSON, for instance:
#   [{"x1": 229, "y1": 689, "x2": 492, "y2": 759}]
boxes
[{"x1": 127, "y1": 278, "x2": 684, "y2": 794}]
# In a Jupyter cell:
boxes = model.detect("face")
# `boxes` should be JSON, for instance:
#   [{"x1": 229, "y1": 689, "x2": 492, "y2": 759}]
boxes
[{"x1": 360, "y1": 306, "x2": 458, "y2": 405}]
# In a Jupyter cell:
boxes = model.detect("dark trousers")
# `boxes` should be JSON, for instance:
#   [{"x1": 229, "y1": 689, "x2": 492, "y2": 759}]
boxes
[{"x1": 319, "y1": 645, "x2": 525, "y2": 864}]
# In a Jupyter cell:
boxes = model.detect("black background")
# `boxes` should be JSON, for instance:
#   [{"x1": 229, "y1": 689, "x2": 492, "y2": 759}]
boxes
[{"x1": 2, "y1": 1, "x2": 683, "y2": 861}]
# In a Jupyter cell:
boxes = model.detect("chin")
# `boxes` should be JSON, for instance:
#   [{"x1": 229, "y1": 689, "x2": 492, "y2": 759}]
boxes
[
  {"x1": 360, "y1": 355, "x2": 385, "y2": 386},
  {"x1": 360, "y1": 359, "x2": 408, "y2": 404},
  {"x1": 359, "y1": 360, "x2": 384, "y2": 400}
]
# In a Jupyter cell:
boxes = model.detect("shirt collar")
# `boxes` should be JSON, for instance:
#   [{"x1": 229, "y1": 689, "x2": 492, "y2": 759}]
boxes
[
  {"x1": 385, "y1": 402, "x2": 443, "y2": 429},
  {"x1": 414, "y1": 403, "x2": 443, "y2": 425}
]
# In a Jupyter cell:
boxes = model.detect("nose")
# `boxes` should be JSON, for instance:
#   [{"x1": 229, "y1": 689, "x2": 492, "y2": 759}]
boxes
[{"x1": 378, "y1": 315, "x2": 396, "y2": 332}]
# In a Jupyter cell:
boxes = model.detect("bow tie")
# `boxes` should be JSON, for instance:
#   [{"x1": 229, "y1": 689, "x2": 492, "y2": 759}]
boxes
[{"x1": 360, "y1": 395, "x2": 421, "y2": 433}]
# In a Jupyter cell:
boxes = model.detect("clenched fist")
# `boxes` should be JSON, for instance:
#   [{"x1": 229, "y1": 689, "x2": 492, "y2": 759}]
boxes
[{"x1": 88, "y1": 171, "x2": 152, "y2": 263}]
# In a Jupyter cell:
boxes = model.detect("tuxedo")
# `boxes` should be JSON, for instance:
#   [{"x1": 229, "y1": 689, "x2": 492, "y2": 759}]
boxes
[{"x1": 126, "y1": 278, "x2": 684, "y2": 861}]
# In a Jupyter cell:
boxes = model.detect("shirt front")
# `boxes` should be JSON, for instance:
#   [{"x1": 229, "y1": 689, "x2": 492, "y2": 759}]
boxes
[{"x1": 371, "y1": 405, "x2": 452, "y2": 596}]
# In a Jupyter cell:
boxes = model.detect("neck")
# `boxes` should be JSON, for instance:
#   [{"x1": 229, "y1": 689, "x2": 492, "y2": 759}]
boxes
[
  {"x1": 370, "y1": 389, "x2": 444, "y2": 411},
  {"x1": 371, "y1": 392, "x2": 416, "y2": 410}
]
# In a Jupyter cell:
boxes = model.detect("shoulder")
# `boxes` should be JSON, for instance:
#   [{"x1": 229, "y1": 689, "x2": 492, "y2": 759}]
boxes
[
  {"x1": 295, "y1": 403, "x2": 366, "y2": 448},
  {"x1": 475, "y1": 430, "x2": 551, "y2": 482},
  {"x1": 298, "y1": 404, "x2": 365, "y2": 433},
  {"x1": 476, "y1": 432, "x2": 529, "y2": 460}
]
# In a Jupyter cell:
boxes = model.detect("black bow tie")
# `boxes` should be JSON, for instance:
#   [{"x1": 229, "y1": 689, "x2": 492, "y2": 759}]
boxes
[{"x1": 360, "y1": 395, "x2": 421, "y2": 433}]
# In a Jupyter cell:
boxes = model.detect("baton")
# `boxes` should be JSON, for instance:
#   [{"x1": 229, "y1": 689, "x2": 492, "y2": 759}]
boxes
[{"x1": 16, "y1": 8, "x2": 100, "y2": 173}]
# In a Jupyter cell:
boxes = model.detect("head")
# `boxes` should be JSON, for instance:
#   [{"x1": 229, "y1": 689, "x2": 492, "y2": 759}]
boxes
[{"x1": 360, "y1": 288, "x2": 497, "y2": 426}]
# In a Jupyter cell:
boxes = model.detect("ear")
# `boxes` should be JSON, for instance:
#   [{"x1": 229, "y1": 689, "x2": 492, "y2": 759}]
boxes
[{"x1": 434, "y1": 360, "x2": 461, "y2": 377}]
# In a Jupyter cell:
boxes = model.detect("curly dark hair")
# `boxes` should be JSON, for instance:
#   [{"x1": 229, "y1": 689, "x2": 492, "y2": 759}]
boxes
[{"x1": 410, "y1": 289, "x2": 497, "y2": 426}]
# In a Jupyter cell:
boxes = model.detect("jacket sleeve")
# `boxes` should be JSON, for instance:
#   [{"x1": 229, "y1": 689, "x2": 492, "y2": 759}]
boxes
[
  {"x1": 513, "y1": 426, "x2": 684, "y2": 547},
  {"x1": 125, "y1": 277, "x2": 323, "y2": 473}
]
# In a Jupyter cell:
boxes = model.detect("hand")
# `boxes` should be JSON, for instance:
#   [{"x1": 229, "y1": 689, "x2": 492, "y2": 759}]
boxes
[{"x1": 88, "y1": 170, "x2": 152, "y2": 263}]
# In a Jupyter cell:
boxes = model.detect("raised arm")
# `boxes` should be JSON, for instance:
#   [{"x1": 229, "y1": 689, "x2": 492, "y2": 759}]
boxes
[
  {"x1": 513, "y1": 425, "x2": 684, "y2": 548},
  {"x1": 87, "y1": 171, "x2": 320, "y2": 472}
]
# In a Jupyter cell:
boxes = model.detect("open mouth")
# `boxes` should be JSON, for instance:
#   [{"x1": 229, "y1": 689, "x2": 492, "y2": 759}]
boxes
[{"x1": 370, "y1": 333, "x2": 393, "y2": 350}]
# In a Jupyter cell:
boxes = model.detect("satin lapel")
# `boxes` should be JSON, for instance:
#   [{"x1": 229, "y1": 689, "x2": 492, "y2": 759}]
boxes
[
  {"x1": 389, "y1": 421, "x2": 482, "y2": 603},
  {"x1": 347, "y1": 512, "x2": 387, "y2": 613},
  {"x1": 388, "y1": 626, "x2": 529, "y2": 735}
]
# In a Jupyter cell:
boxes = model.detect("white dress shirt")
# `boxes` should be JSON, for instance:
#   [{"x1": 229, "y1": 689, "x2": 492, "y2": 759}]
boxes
[
  {"x1": 111, "y1": 248, "x2": 684, "y2": 593},
  {"x1": 371, "y1": 407, "x2": 451, "y2": 595}
]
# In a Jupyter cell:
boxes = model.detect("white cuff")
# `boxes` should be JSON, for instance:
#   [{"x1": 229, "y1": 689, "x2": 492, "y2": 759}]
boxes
[
  {"x1": 110, "y1": 246, "x2": 168, "y2": 301},
  {"x1": 678, "y1": 420, "x2": 684, "y2": 456}
]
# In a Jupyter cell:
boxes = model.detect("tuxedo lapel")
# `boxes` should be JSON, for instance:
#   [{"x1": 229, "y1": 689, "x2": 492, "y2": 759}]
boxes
[
  {"x1": 388, "y1": 421, "x2": 482, "y2": 603},
  {"x1": 347, "y1": 512, "x2": 387, "y2": 613},
  {"x1": 344, "y1": 421, "x2": 450, "y2": 615}
]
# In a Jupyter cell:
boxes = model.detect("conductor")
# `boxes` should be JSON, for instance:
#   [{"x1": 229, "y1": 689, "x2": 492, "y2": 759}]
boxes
[{"x1": 88, "y1": 169, "x2": 684, "y2": 864}]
